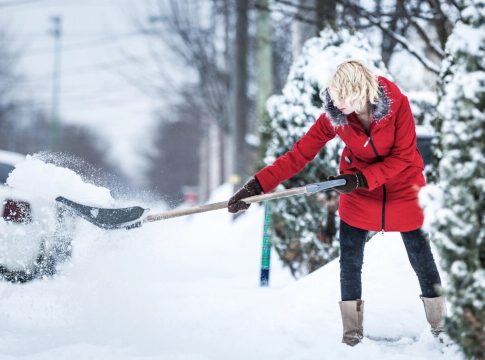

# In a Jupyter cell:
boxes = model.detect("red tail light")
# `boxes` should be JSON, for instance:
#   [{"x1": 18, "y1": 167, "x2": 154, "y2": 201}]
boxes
[{"x1": 2, "y1": 199, "x2": 32, "y2": 224}]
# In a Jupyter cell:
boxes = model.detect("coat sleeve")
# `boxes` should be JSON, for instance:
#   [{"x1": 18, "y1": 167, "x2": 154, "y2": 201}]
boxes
[
  {"x1": 255, "y1": 114, "x2": 336, "y2": 193},
  {"x1": 360, "y1": 95, "x2": 419, "y2": 191}
]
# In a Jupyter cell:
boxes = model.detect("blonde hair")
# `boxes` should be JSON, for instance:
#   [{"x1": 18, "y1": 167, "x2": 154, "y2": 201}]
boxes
[{"x1": 326, "y1": 60, "x2": 380, "y2": 114}]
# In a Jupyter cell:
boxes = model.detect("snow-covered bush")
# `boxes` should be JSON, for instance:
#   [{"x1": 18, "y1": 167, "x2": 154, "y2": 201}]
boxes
[
  {"x1": 421, "y1": 1, "x2": 485, "y2": 358},
  {"x1": 259, "y1": 28, "x2": 388, "y2": 277}
]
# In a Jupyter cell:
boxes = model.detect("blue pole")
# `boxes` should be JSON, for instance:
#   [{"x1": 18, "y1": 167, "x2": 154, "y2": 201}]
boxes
[{"x1": 260, "y1": 201, "x2": 272, "y2": 287}]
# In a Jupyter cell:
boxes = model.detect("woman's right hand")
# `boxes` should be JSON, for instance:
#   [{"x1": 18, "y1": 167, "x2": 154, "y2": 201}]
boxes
[
  {"x1": 227, "y1": 178, "x2": 263, "y2": 213},
  {"x1": 327, "y1": 172, "x2": 368, "y2": 194}
]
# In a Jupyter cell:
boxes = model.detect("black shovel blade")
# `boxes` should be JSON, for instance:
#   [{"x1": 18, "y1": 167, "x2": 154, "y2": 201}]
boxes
[{"x1": 56, "y1": 196, "x2": 148, "y2": 230}]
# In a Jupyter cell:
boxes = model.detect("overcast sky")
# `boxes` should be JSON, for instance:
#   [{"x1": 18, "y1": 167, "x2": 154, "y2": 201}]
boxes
[{"x1": 2, "y1": 0, "x2": 177, "y2": 183}]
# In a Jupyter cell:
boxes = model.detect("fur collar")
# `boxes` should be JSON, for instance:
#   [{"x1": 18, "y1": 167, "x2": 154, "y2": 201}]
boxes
[{"x1": 321, "y1": 86, "x2": 390, "y2": 127}]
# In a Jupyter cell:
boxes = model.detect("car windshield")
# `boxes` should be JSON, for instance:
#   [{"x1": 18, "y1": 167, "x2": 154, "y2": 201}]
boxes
[{"x1": 0, "y1": 163, "x2": 15, "y2": 185}]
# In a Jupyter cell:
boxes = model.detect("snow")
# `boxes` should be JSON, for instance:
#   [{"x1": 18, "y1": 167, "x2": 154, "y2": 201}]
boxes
[
  {"x1": 0, "y1": 160, "x2": 464, "y2": 359},
  {"x1": 6, "y1": 155, "x2": 114, "y2": 207}
]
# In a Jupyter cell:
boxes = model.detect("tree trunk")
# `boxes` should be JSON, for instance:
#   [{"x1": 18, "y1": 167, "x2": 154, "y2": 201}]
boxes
[
  {"x1": 316, "y1": 0, "x2": 337, "y2": 31},
  {"x1": 256, "y1": 0, "x2": 272, "y2": 126},
  {"x1": 221, "y1": 0, "x2": 231, "y2": 185},
  {"x1": 291, "y1": 0, "x2": 314, "y2": 57}
]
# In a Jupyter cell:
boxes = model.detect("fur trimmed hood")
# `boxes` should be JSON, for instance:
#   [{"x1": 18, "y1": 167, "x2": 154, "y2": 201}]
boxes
[{"x1": 320, "y1": 82, "x2": 391, "y2": 127}]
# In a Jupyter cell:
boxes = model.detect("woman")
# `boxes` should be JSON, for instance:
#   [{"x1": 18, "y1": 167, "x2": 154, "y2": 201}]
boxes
[{"x1": 227, "y1": 60, "x2": 446, "y2": 346}]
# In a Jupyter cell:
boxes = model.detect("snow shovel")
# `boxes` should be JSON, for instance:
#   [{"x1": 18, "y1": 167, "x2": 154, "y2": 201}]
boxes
[{"x1": 55, "y1": 178, "x2": 346, "y2": 230}]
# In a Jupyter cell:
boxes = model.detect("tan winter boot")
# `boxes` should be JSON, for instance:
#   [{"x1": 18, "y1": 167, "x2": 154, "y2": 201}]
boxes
[
  {"x1": 339, "y1": 299, "x2": 364, "y2": 346},
  {"x1": 421, "y1": 295, "x2": 446, "y2": 336}
]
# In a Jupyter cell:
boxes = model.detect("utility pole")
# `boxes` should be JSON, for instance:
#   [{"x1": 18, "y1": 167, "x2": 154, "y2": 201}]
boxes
[
  {"x1": 231, "y1": 0, "x2": 249, "y2": 186},
  {"x1": 49, "y1": 15, "x2": 62, "y2": 150}
]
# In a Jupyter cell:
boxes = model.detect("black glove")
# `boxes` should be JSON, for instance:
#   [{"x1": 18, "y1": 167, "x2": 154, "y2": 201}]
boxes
[
  {"x1": 327, "y1": 172, "x2": 367, "y2": 194},
  {"x1": 227, "y1": 177, "x2": 263, "y2": 213}
]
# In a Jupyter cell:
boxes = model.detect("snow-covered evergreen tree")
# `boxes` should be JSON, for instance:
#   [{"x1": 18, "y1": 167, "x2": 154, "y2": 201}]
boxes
[
  {"x1": 421, "y1": 1, "x2": 485, "y2": 358},
  {"x1": 260, "y1": 28, "x2": 388, "y2": 277}
]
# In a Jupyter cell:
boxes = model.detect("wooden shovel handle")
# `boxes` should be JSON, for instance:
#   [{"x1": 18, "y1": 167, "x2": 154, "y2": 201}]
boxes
[
  {"x1": 145, "y1": 186, "x2": 307, "y2": 222},
  {"x1": 144, "y1": 178, "x2": 345, "y2": 223}
]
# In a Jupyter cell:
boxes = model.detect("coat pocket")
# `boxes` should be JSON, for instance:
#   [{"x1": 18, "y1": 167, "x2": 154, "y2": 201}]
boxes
[{"x1": 339, "y1": 148, "x2": 370, "y2": 174}]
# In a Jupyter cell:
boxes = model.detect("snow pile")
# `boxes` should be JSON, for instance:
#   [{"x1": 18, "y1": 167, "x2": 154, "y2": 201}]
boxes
[{"x1": 0, "y1": 160, "x2": 464, "y2": 359}]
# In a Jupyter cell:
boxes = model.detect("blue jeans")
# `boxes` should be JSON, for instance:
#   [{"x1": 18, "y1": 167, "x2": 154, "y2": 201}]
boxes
[{"x1": 339, "y1": 220, "x2": 442, "y2": 300}]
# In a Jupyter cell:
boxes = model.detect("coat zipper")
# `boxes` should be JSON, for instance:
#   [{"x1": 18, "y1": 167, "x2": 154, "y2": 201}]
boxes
[{"x1": 365, "y1": 130, "x2": 386, "y2": 232}]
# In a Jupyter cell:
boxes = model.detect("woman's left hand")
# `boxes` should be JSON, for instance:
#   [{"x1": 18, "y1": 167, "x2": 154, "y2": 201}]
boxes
[{"x1": 327, "y1": 172, "x2": 368, "y2": 194}]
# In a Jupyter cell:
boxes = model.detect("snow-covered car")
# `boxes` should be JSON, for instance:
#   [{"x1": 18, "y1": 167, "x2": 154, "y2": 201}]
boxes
[{"x1": 0, "y1": 150, "x2": 75, "y2": 282}]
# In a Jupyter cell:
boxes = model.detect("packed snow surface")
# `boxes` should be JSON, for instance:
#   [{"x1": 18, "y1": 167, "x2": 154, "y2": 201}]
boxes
[{"x1": 0, "y1": 159, "x2": 463, "y2": 359}]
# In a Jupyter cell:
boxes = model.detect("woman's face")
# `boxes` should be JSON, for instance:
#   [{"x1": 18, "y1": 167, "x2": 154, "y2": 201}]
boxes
[{"x1": 333, "y1": 97, "x2": 357, "y2": 115}]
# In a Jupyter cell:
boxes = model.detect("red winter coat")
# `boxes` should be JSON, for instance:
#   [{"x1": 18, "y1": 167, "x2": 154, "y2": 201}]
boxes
[{"x1": 255, "y1": 76, "x2": 425, "y2": 232}]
